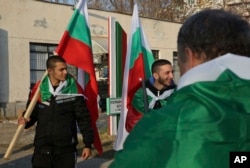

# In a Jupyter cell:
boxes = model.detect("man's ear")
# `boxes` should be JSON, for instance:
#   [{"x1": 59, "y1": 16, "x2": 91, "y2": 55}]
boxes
[
  {"x1": 184, "y1": 47, "x2": 194, "y2": 67},
  {"x1": 184, "y1": 47, "x2": 204, "y2": 68},
  {"x1": 47, "y1": 68, "x2": 52, "y2": 74},
  {"x1": 152, "y1": 72, "x2": 158, "y2": 80}
]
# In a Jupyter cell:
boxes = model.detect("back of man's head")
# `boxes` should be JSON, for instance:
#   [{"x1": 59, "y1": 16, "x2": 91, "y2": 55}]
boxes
[{"x1": 177, "y1": 9, "x2": 250, "y2": 63}]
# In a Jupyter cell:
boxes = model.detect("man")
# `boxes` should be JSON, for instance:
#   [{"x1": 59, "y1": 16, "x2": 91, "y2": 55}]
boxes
[
  {"x1": 109, "y1": 9, "x2": 250, "y2": 168},
  {"x1": 18, "y1": 56, "x2": 94, "y2": 168},
  {"x1": 126, "y1": 59, "x2": 176, "y2": 132}
]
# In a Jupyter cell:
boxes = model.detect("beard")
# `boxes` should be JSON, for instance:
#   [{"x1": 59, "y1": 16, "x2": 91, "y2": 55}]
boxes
[{"x1": 158, "y1": 76, "x2": 171, "y2": 88}]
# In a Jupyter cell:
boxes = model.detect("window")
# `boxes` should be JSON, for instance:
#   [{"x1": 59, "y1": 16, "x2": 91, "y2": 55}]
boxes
[
  {"x1": 172, "y1": 51, "x2": 180, "y2": 84},
  {"x1": 29, "y1": 43, "x2": 77, "y2": 86},
  {"x1": 151, "y1": 50, "x2": 159, "y2": 59},
  {"x1": 30, "y1": 43, "x2": 56, "y2": 85}
]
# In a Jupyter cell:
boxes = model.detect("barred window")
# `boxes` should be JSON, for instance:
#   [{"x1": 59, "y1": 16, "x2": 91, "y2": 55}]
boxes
[
  {"x1": 173, "y1": 51, "x2": 180, "y2": 84},
  {"x1": 29, "y1": 43, "x2": 77, "y2": 86}
]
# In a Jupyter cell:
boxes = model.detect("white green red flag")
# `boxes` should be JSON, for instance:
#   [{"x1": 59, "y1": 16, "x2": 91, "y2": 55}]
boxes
[
  {"x1": 55, "y1": 0, "x2": 102, "y2": 155},
  {"x1": 113, "y1": 4, "x2": 155, "y2": 151}
]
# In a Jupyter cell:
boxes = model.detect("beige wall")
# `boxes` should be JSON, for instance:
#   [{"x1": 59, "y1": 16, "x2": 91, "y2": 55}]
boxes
[
  {"x1": 89, "y1": 9, "x2": 181, "y2": 59},
  {"x1": 0, "y1": 0, "x2": 181, "y2": 117}
]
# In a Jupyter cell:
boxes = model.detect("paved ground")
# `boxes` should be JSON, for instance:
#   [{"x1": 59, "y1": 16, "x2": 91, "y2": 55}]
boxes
[{"x1": 0, "y1": 113, "x2": 114, "y2": 168}]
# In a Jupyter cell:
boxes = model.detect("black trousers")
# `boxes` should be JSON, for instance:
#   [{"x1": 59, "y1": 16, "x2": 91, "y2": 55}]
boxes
[{"x1": 32, "y1": 149, "x2": 77, "y2": 168}]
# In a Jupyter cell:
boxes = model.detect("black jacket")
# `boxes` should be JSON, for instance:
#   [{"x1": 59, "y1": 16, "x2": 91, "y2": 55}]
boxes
[{"x1": 25, "y1": 95, "x2": 94, "y2": 151}]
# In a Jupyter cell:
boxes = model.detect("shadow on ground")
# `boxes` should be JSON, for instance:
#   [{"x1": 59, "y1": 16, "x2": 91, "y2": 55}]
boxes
[{"x1": 0, "y1": 133, "x2": 116, "y2": 168}]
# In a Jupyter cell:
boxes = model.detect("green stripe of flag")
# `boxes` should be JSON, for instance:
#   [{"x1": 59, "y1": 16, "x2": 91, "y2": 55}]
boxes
[
  {"x1": 130, "y1": 28, "x2": 154, "y2": 78},
  {"x1": 66, "y1": 9, "x2": 91, "y2": 47},
  {"x1": 116, "y1": 21, "x2": 127, "y2": 97}
]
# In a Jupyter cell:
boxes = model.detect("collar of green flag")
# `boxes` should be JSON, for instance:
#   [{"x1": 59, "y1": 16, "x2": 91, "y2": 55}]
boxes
[
  {"x1": 177, "y1": 53, "x2": 250, "y2": 90},
  {"x1": 146, "y1": 88, "x2": 175, "y2": 109},
  {"x1": 40, "y1": 74, "x2": 78, "y2": 101}
]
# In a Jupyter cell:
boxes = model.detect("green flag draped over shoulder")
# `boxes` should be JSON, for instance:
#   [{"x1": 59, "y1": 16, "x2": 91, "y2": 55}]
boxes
[
  {"x1": 40, "y1": 74, "x2": 79, "y2": 101},
  {"x1": 109, "y1": 53, "x2": 250, "y2": 168}
]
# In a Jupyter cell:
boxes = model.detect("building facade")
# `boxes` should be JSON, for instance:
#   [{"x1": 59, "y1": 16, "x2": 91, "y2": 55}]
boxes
[{"x1": 0, "y1": 0, "x2": 181, "y2": 118}]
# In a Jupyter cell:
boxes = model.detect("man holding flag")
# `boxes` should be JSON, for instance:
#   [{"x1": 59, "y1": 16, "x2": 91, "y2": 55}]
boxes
[
  {"x1": 126, "y1": 59, "x2": 176, "y2": 132},
  {"x1": 110, "y1": 9, "x2": 250, "y2": 168},
  {"x1": 6, "y1": 0, "x2": 103, "y2": 163},
  {"x1": 18, "y1": 56, "x2": 93, "y2": 168}
]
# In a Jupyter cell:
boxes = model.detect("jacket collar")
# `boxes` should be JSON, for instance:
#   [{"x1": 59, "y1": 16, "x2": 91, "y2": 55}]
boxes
[{"x1": 177, "y1": 53, "x2": 250, "y2": 90}]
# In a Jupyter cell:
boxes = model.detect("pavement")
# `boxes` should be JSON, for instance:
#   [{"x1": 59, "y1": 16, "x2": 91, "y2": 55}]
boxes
[{"x1": 0, "y1": 113, "x2": 114, "y2": 168}]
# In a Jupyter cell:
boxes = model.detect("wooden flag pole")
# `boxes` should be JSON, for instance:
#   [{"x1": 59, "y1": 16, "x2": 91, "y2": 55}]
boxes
[{"x1": 3, "y1": 71, "x2": 48, "y2": 160}]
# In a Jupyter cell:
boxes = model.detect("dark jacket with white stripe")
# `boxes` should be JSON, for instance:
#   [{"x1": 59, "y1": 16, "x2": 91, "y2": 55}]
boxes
[{"x1": 25, "y1": 95, "x2": 94, "y2": 153}]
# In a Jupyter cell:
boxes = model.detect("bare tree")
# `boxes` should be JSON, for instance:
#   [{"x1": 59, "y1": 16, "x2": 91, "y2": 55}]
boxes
[{"x1": 88, "y1": 0, "x2": 250, "y2": 23}]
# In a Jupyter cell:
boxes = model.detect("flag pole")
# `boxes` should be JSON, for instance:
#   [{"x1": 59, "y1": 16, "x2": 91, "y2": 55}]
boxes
[
  {"x1": 3, "y1": 71, "x2": 48, "y2": 160},
  {"x1": 141, "y1": 79, "x2": 149, "y2": 114}
]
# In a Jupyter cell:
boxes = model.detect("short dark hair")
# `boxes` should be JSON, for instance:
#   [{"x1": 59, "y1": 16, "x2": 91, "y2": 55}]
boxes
[
  {"x1": 46, "y1": 55, "x2": 66, "y2": 69},
  {"x1": 177, "y1": 9, "x2": 250, "y2": 63},
  {"x1": 151, "y1": 59, "x2": 172, "y2": 74}
]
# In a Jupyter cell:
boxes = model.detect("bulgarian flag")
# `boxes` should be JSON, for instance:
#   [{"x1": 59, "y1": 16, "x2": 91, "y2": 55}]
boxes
[
  {"x1": 113, "y1": 4, "x2": 155, "y2": 151},
  {"x1": 55, "y1": 0, "x2": 102, "y2": 155}
]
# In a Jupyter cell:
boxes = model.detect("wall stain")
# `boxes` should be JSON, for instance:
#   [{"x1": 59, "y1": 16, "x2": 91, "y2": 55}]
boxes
[
  {"x1": 34, "y1": 18, "x2": 48, "y2": 28},
  {"x1": 152, "y1": 21, "x2": 166, "y2": 40},
  {"x1": 90, "y1": 24, "x2": 107, "y2": 36}
]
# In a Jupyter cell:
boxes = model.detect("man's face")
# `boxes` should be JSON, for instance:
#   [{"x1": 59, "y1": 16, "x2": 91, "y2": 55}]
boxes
[
  {"x1": 155, "y1": 64, "x2": 174, "y2": 87},
  {"x1": 48, "y1": 62, "x2": 67, "y2": 83}
]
